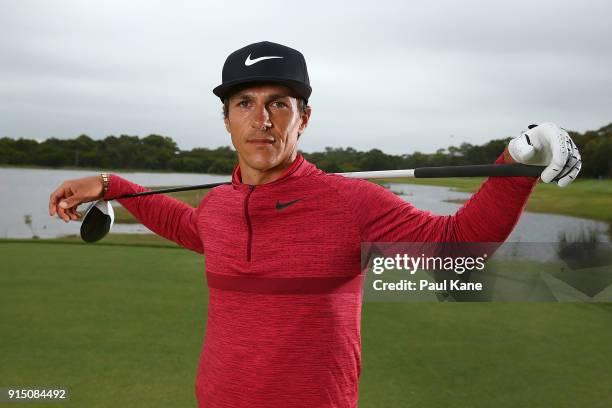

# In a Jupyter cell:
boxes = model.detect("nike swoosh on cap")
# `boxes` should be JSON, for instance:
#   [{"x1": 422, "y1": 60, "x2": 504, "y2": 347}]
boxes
[{"x1": 245, "y1": 54, "x2": 284, "y2": 66}]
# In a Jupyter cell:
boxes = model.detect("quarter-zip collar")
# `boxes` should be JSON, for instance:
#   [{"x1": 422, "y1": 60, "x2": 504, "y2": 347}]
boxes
[
  {"x1": 231, "y1": 153, "x2": 321, "y2": 262},
  {"x1": 231, "y1": 153, "x2": 319, "y2": 190}
]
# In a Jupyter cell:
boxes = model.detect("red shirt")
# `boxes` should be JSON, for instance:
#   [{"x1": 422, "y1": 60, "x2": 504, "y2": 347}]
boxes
[{"x1": 105, "y1": 154, "x2": 536, "y2": 407}]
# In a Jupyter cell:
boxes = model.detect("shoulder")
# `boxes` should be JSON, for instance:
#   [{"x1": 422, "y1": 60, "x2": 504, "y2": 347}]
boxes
[
  {"x1": 315, "y1": 172, "x2": 393, "y2": 196},
  {"x1": 309, "y1": 172, "x2": 405, "y2": 210},
  {"x1": 196, "y1": 184, "x2": 229, "y2": 209}
]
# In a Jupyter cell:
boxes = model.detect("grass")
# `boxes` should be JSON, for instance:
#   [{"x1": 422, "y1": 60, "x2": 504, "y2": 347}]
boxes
[
  {"x1": 2, "y1": 239, "x2": 611, "y2": 407},
  {"x1": 359, "y1": 302, "x2": 612, "y2": 407},
  {"x1": 50, "y1": 232, "x2": 181, "y2": 247},
  {"x1": 380, "y1": 178, "x2": 612, "y2": 224},
  {"x1": 0, "y1": 239, "x2": 205, "y2": 407}
]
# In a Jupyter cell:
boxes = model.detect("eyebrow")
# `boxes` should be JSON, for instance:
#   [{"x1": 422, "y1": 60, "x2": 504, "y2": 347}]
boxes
[
  {"x1": 232, "y1": 93, "x2": 292, "y2": 101},
  {"x1": 267, "y1": 94, "x2": 292, "y2": 100}
]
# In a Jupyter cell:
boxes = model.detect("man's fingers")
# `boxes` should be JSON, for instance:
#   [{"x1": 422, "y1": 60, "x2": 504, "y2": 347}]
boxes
[
  {"x1": 49, "y1": 185, "x2": 77, "y2": 222},
  {"x1": 510, "y1": 122, "x2": 581, "y2": 186},
  {"x1": 56, "y1": 196, "x2": 84, "y2": 222},
  {"x1": 50, "y1": 176, "x2": 101, "y2": 220},
  {"x1": 508, "y1": 134, "x2": 536, "y2": 163},
  {"x1": 540, "y1": 130, "x2": 569, "y2": 183},
  {"x1": 553, "y1": 138, "x2": 579, "y2": 181},
  {"x1": 541, "y1": 163, "x2": 563, "y2": 183},
  {"x1": 67, "y1": 207, "x2": 82, "y2": 221},
  {"x1": 555, "y1": 157, "x2": 579, "y2": 185},
  {"x1": 57, "y1": 205, "x2": 70, "y2": 222},
  {"x1": 59, "y1": 195, "x2": 82, "y2": 210},
  {"x1": 555, "y1": 141, "x2": 582, "y2": 187},
  {"x1": 57, "y1": 205, "x2": 81, "y2": 222},
  {"x1": 49, "y1": 186, "x2": 67, "y2": 216},
  {"x1": 48, "y1": 195, "x2": 54, "y2": 216},
  {"x1": 556, "y1": 159, "x2": 582, "y2": 187},
  {"x1": 550, "y1": 134, "x2": 581, "y2": 187}
]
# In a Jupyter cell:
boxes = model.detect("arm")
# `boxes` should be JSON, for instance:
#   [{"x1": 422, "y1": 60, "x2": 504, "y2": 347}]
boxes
[
  {"x1": 340, "y1": 124, "x2": 580, "y2": 292},
  {"x1": 340, "y1": 153, "x2": 537, "y2": 244},
  {"x1": 343, "y1": 122, "x2": 581, "y2": 243},
  {"x1": 104, "y1": 174, "x2": 204, "y2": 254}
]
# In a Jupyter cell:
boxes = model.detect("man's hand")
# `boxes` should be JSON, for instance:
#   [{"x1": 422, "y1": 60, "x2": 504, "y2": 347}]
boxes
[
  {"x1": 49, "y1": 175, "x2": 105, "y2": 222},
  {"x1": 508, "y1": 122, "x2": 582, "y2": 187}
]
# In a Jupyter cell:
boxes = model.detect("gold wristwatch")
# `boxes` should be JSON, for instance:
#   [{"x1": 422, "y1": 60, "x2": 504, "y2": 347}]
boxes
[{"x1": 101, "y1": 173, "x2": 109, "y2": 196}]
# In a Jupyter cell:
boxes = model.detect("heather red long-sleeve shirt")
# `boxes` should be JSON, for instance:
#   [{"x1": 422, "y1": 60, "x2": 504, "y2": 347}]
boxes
[{"x1": 104, "y1": 154, "x2": 536, "y2": 407}]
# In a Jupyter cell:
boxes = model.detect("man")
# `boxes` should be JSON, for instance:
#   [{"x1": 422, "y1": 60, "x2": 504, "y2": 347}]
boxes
[{"x1": 49, "y1": 41, "x2": 581, "y2": 407}]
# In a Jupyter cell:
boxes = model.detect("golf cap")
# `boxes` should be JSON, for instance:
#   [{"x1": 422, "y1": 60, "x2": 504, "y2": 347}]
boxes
[{"x1": 213, "y1": 41, "x2": 311, "y2": 103}]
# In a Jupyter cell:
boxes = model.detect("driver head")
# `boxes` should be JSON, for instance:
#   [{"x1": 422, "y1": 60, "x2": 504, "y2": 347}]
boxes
[{"x1": 80, "y1": 200, "x2": 114, "y2": 243}]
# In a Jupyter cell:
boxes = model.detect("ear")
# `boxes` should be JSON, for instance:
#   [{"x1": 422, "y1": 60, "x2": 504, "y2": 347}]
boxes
[
  {"x1": 223, "y1": 116, "x2": 231, "y2": 133},
  {"x1": 298, "y1": 106, "x2": 312, "y2": 134}
]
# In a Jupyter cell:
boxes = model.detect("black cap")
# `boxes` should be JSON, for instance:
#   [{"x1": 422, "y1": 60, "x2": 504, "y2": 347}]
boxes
[{"x1": 213, "y1": 41, "x2": 311, "y2": 103}]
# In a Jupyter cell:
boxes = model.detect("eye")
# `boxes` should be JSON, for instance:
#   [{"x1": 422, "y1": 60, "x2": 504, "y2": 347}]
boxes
[
  {"x1": 271, "y1": 101, "x2": 287, "y2": 108},
  {"x1": 237, "y1": 100, "x2": 250, "y2": 108}
]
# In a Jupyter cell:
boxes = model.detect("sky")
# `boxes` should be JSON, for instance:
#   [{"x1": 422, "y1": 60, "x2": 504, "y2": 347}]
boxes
[{"x1": 1, "y1": 0, "x2": 611, "y2": 154}]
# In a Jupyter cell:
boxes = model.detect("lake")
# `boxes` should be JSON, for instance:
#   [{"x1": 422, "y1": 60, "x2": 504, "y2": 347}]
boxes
[
  {"x1": 1, "y1": 167, "x2": 228, "y2": 239},
  {"x1": 1, "y1": 167, "x2": 608, "y2": 243}
]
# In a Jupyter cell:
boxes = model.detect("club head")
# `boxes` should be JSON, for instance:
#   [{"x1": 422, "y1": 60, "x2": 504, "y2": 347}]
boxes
[{"x1": 80, "y1": 200, "x2": 115, "y2": 243}]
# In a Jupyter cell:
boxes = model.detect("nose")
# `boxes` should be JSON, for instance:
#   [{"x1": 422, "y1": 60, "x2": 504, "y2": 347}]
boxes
[{"x1": 251, "y1": 103, "x2": 272, "y2": 130}]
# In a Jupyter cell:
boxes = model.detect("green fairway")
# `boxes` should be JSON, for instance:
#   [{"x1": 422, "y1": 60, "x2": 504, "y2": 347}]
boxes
[
  {"x1": 49, "y1": 232, "x2": 181, "y2": 247},
  {"x1": 2, "y1": 239, "x2": 611, "y2": 407},
  {"x1": 0, "y1": 240, "x2": 205, "y2": 407},
  {"x1": 360, "y1": 302, "x2": 612, "y2": 407}
]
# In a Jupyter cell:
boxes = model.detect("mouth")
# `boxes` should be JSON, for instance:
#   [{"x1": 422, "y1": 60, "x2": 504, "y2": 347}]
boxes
[{"x1": 247, "y1": 138, "x2": 275, "y2": 146}]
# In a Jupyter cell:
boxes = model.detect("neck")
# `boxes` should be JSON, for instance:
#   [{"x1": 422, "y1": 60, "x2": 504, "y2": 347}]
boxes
[{"x1": 239, "y1": 151, "x2": 298, "y2": 185}]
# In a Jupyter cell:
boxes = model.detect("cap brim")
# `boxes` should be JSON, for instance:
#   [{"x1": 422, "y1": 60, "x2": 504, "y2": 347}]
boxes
[{"x1": 213, "y1": 76, "x2": 311, "y2": 102}]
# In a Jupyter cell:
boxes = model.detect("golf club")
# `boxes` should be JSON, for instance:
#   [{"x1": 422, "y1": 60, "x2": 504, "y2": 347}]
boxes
[{"x1": 80, "y1": 163, "x2": 545, "y2": 243}]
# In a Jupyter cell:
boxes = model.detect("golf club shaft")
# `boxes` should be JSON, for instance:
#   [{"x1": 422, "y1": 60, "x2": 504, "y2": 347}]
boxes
[
  {"x1": 338, "y1": 163, "x2": 545, "y2": 179},
  {"x1": 109, "y1": 164, "x2": 543, "y2": 200},
  {"x1": 112, "y1": 181, "x2": 231, "y2": 199}
]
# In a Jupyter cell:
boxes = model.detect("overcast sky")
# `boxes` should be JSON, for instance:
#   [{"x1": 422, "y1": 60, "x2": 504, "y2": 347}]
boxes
[{"x1": 1, "y1": 0, "x2": 611, "y2": 154}]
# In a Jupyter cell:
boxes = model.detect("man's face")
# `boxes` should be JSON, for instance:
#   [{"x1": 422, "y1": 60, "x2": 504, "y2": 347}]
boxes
[{"x1": 224, "y1": 84, "x2": 311, "y2": 172}]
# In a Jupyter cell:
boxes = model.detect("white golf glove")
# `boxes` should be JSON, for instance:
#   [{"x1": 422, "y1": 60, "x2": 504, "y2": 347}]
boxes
[{"x1": 508, "y1": 122, "x2": 582, "y2": 187}]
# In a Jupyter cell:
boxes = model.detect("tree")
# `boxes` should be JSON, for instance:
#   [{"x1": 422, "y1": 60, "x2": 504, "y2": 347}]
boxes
[{"x1": 1, "y1": 122, "x2": 611, "y2": 177}]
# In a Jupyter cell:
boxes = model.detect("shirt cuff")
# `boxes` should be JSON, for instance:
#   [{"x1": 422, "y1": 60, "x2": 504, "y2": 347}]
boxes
[{"x1": 103, "y1": 174, "x2": 149, "y2": 200}]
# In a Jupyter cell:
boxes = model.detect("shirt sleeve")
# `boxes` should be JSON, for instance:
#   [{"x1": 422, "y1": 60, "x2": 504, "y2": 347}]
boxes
[
  {"x1": 103, "y1": 174, "x2": 204, "y2": 254},
  {"x1": 335, "y1": 155, "x2": 538, "y2": 243}
]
